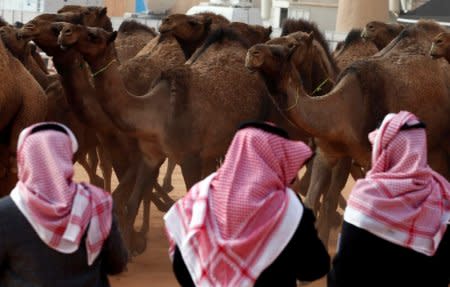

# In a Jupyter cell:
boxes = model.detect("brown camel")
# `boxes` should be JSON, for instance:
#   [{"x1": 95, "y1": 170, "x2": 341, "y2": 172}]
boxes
[
  {"x1": 0, "y1": 35, "x2": 47, "y2": 196},
  {"x1": 0, "y1": 24, "x2": 108, "y2": 189},
  {"x1": 361, "y1": 21, "x2": 404, "y2": 51},
  {"x1": 58, "y1": 23, "x2": 271, "y2": 253},
  {"x1": 246, "y1": 19, "x2": 450, "y2": 182},
  {"x1": 115, "y1": 20, "x2": 157, "y2": 63},
  {"x1": 263, "y1": 31, "x2": 355, "y2": 244},
  {"x1": 430, "y1": 32, "x2": 450, "y2": 63},
  {"x1": 118, "y1": 14, "x2": 218, "y2": 193},
  {"x1": 267, "y1": 31, "x2": 337, "y2": 95},
  {"x1": 281, "y1": 18, "x2": 332, "y2": 55},
  {"x1": 333, "y1": 29, "x2": 378, "y2": 71}
]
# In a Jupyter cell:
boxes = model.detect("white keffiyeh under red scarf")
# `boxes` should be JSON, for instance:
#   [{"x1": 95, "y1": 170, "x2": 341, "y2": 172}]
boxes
[
  {"x1": 10, "y1": 122, "x2": 113, "y2": 265},
  {"x1": 345, "y1": 111, "x2": 450, "y2": 256},
  {"x1": 164, "y1": 125, "x2": 313, "y2": 287}
]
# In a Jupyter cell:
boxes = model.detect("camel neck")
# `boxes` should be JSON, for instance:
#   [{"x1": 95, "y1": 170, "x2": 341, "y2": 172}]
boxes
[
  {"x1": 53, "y1": 49, "x2": 115, "y2": 133},
  {"x1": 282, "y1": 63, "x2": 352, "y2": 144},
  {"x1": 22, "y1": 52, "x2": 52, "y2": 90},
  {"x1": 87, "y1": 44, "x2": 148, "y2": 134}
]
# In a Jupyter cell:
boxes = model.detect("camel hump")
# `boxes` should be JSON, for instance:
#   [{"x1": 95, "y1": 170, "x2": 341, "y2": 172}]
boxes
[
  {"x1": 281, "y1": 18, "x2": 330, "y2": 54},
  {"x1": 188, "y1": 27, "x2": 250, "y2": 64},
  {"x1": 118, "y1": 20, "x2": 157, "y2": 36}
]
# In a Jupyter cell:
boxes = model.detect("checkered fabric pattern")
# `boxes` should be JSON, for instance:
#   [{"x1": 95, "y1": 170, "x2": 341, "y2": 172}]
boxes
[
  {"x1": 345, "y1": 111, "x2": 450, "y2": 256},
  {"x1": 165, "y1": 126, "x2": 312, "y2": 286},
  {"x1": 10, "y1": 123, "x2": 112, "y2": 265}
]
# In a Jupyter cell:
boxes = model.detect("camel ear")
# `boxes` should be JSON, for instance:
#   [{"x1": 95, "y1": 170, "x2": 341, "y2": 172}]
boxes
[
  {"x1": 51, "y1": 22, "x2": 64, "y2": 34},
  {"x1": 100, "y1": 7, "x2": 108, "y2": 16},
  {"x1": 306, "y1": 31, "x2": 314, "y2": 44},
  {"x1": 287, "y1": 41, "x2": 300, "y2": 56},
  {"x1": 108, "y1": 31, "x2": 117, "y2": 43},
  {"x1": 266, "y1": 26, "x2": 273, "y2": 36},
  {"x1": 203, "y1": 16, "x2": 212, "y2": 28}
]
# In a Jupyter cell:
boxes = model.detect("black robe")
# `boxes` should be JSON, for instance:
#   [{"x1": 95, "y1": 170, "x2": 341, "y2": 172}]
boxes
[
  {"x1": 328, "y1": 221, "x2": 450, "y2": 287},
  {"x1": 172, "y1": 205, "x2": 330, "y2": 287}
]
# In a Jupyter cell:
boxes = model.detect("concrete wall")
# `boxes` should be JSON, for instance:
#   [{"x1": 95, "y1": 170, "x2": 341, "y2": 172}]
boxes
[
  {"x1": 171, "y1": 0, "x2": 201, "y2": 14},
  {"x1": 103, "y1": 0, "x2": 134, "y2": 16},
  {"x1": 335, "y1": 0, "x2": 388, "y2": 32}
]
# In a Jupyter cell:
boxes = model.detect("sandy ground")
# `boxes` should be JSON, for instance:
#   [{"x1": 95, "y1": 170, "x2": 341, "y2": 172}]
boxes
[{"x1": 74, "y1": 161, "x2": 355, "y2": 287}]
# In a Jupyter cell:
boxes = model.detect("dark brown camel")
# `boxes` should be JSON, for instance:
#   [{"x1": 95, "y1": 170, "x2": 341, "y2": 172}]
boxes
[
  {"x1": 263, "y1": 31, "x2": 354, "y2": 244},
  {"x1": 430, "y1": 32, "x2": 450, "y2": 63},
  {"x1": 333, "y1": 29, "x2": 378, "y2": 71},
  {"x1": 19, "y1": 16, "x2": 174, "y2": 254},
  {"x1": 246, "y1": 19, "x2": 450, "y2": 184},
  {"x1": 115, "y1": 20, "x2": 157, "y2": 63},
  {"x1": 58, "y1": 24, "x2": 271, "y2": 254},
  {"x1": 0, "y1": 24, "x2": 107, "y2": 189},
  {"x1": 361, "y1": 21, "x2": 404, "y2": 51},
  {"x1": 0, "y1": 35, "x2": 47, "y2": 196}
]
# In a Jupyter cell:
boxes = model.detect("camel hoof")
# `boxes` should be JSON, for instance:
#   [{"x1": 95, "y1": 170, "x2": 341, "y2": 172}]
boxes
[{"x1": 131, "y1": 231, "x2": 147, "y2": 256}]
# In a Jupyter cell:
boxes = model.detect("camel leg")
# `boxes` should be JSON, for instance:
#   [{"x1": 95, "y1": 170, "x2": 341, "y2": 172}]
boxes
[
  {"x1": 350, "y1": 161, "x2": 365, "y2": 181},
  {"x1": 162, "y1": 158, "x2": 176, "y2": 193},
  {"x1": 294, "y1": 157, "x2": 314, "y2": 196},
  {"x1": 304, "y1": 150, "x2": 333, "y2": 213},
  {"x1": 77, "y1": 152, "x2": 102, "y2": 187},
  {"x1": 317, "y1": 157, "x2": 351, "y2": 247},
  {"x1": 125, "y1": 158, "x2": 169, "y2": 256},
  {"x1": 86, "y1": 146, "x2": 104, "y2": 187},
  {"x1": 180, "y1": 155, "x2": 202, "y2": 190},
  {"x1": 97, "y1": 144, "x2": 113, "y2": 192}
]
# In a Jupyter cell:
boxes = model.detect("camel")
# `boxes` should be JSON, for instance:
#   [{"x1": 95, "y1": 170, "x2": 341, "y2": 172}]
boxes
[
  {"x1": 115, "y1": 20, "x2": 157, "y2": 63},
  {"x1": 0, "y1": 35, "x2": 47, "y2": 196},
  {"x1": 361, "y1": 21, "x2": 404, "y2": 51},
  {"x1": 333, "y1": 29, "x2": 378, "y2": 71},
  {"x1": 0, "y1": 24, "x2": 109, "y2": 190},
  {"x1": 245, "y1": 20, "x2": 450, "y2": 224},
  {"x1": 267, "y1": 31, "x2": 337, "y2": 95},
  {"x1": 430, "y1": 32, "x2": 450, "y2": 63},
  {"x1": 58, "y1": 23, "x2": 272, "y2": 254},
  {"x1": 281, "y1": 18, "x2": 332, "y2": 55}
]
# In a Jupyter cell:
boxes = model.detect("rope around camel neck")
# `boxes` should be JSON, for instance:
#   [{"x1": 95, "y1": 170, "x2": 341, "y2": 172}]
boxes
[{"x1": 92, "y1": 59, "x2": 117, "y2": 77}]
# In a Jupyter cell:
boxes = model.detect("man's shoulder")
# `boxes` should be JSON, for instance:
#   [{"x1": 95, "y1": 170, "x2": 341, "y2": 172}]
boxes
[{"x1": 0, "y1": 196, "x2": 19, "y2": 216}]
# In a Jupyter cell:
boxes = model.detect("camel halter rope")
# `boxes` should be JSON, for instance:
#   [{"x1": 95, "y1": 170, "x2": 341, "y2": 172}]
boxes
[
  {"x1": 310, "y1": 78, "x2": 333, "y2": 96},
  {"x1": 92, "y1": 59, "x2": 117, "y2": 77}
]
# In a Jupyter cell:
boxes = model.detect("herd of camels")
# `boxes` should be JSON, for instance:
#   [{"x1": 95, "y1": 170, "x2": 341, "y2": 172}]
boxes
[{"x1": 0, "y1": 5, "x2": 449, "y2": 256}]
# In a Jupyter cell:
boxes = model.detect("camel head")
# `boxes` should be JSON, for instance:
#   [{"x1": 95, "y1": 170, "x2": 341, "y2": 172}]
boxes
[
  {"x1": 228, "y1": 22, "x2": 272, "y2": 46},
  {"x1": 267, "y1": 32, "x2": 314, "y2": 70},
  {"x1": 58, "y1": 23, "x2": 117, "y2": 61},
  {"x1": 159, "y1": 14, "x2": 212, "y2": 42},
  {"x1": 246, "y1": 43, "x2": 297, "y2": 77},
  {"x1": 78, "y1": 7, "x2": 111, "y2": 32},
  {"x1": 430, "y1": 32, "x2": 450, "y2": 62},
  {"x1": 0, "y1": 25, "x2": 29, "y2": 58},
  {"x1": 361, "y1": 21, "x2": 404, "y2": 50}
]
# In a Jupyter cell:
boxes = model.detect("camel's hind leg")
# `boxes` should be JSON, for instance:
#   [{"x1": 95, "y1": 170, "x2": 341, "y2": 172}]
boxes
[
  {"x1": 317, "y1": 157, "x2": 351, "y2": 247},
  {"x1": 304, "y1": 149, "x2": 333, "y2": 213},
  {"x1": 97, "y1": 144, "x2": 113, "y2": 192},
  {"x1": 162, "y1": 158, "x2": 176, "y2": 193}
]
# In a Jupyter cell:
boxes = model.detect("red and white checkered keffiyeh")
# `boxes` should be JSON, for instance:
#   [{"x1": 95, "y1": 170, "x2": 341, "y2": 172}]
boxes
[
  {"x1": 10, "y1": 122, "x2": 113, "y2": 265},
  {"x1": 164, "y1": 125, "x2": 313, "y2": 287},
  {"x1": 345, "y1": 111, "x2": 450, "y2": 256}
]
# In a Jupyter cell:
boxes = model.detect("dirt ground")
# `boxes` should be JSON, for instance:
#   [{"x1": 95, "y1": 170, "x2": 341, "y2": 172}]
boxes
[{"x1": 73, "y1": 161, "x2": 355, "y2": 287}]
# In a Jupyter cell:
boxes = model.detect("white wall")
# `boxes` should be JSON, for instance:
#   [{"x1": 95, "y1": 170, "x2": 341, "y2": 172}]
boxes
[{"x1": 42, "y1": 0, "x2": 103, "y2": 13}]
